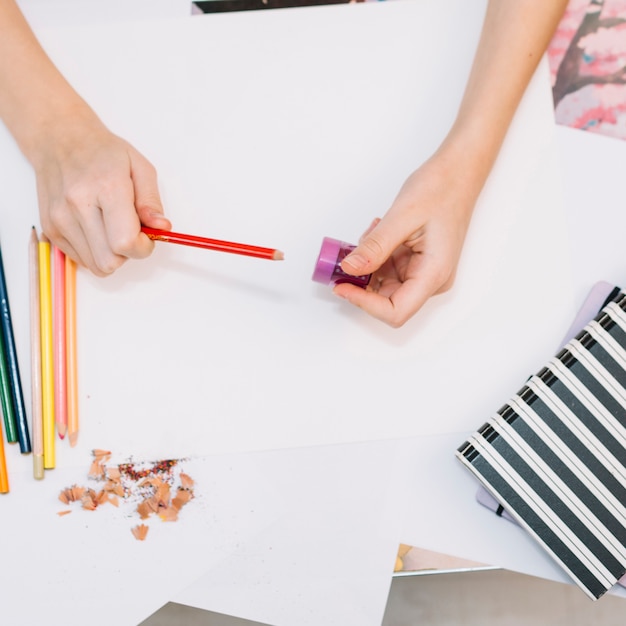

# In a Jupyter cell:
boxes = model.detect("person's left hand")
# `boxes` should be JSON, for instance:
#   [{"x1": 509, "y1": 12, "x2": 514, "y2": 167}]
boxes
[{"x1": 333, "y1": 151, "x2": 479, "y2": 327}]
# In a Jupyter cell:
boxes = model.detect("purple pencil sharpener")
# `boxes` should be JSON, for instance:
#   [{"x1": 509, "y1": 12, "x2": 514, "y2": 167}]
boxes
[{"x1": 312, "y1": 236, "x2": 371, "y2": 288}]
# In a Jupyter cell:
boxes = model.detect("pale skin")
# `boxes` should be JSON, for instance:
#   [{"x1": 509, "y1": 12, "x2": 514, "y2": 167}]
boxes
[
  {"x1": 0, "y1": 0, "x2": 171, "y2": 277},
  {"x1": 334, "y1": 0, "x2": 570, "y2": 327},
  {"x1": 0, "y1": 1, "x2": 567, "y2": 316}
]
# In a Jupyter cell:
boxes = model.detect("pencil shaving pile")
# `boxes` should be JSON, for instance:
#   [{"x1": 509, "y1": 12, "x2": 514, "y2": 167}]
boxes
[{"x1": 58, "y1": 449, "x2": 195, "y2": 540}]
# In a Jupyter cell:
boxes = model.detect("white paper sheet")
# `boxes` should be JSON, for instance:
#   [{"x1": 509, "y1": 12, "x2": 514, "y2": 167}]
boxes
[
  {"x1": 0, "y1": 441, "x2": 403, "y2": 626},
  {"x1": 0, "y1": 0, "x2": 573, "y2": 476}
]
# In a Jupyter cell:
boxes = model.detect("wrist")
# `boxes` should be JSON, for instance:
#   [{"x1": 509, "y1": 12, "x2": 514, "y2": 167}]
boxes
[
  {"x1": 430, "y1": 128, "x2": 498, "y2": 204},
  {"x1": 19, "y1": 99, "x2": 103, "y2": 168}
]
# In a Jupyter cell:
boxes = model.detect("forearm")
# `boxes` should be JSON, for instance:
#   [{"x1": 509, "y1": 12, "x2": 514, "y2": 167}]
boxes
[
  {"x1": 0, "y1": 0, "x2": 98, "y2": 163},
  {"x1": 440, "y1": 0, "x2": 568, "y2": 194}
]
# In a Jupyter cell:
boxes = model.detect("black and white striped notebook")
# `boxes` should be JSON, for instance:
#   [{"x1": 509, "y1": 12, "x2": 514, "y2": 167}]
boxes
[{"x1": 457, "y1": 289, "x2": 626, "y2": 600}]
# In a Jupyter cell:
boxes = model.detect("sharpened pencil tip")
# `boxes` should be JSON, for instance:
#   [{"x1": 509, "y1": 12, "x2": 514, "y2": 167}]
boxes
[
  {"x1": 273, "y1": 250, "x2": 285, "y2": 261},
  {"x1": 69, "y1": 432, "x2": 79, "y2": 448}
]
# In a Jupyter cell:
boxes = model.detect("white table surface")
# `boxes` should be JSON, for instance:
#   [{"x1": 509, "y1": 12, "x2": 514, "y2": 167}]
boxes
[
  {"x1": 2, "y1": 2, "x2": 620, "y2": 625},
  {"x1": 18, "y1": 0, "x2": 191, "y2": 24}
]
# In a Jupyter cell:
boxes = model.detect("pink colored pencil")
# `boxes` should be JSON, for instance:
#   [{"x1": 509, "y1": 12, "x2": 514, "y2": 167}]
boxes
[{"x1": 65, "y1": 258, "x2": 78, "y2": 447}]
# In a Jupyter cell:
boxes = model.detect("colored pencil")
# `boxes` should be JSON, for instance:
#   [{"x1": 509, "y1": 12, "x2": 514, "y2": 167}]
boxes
[
  {"x1": 0, "y1": 237, "x2": 30, "y2": 453},
  {"x1": 29, "y1": 228, "x2": 44, "y2": 479},
  {"x1": 52, "y1": 245, "x2": 67, "y2": 440},
  {"x1": 38, "y1": 235, "x2": 55, "y2": 469},
  {"x1": 65, "y1": 257, "x2": 78, "y2": 447},
  {"x1": 141, "y1": 226, "x2": 284, "y2": 261},
  {"x1": 0, "y1": 419, "x2": 8, "y2": 493},
  {"x1": 0, "y1": 293, "x2": 16, "y2": 445}
]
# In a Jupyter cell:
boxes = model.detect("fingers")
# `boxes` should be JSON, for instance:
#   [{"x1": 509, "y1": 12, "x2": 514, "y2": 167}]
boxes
[
  {"x1": 340, "y1": 217, "x2": 398, "y2": 277},
  {"x1": 40, "y1": 143, "x2": 170, "y2": 276},
  {"x1": 99, "y1": 147, "x2": 170, "y2": 263},
  {"x1": 45, "y1": 230, "x2": 107, "y2": 278},
  {"x1": 333, "y1": 225, "x2": 459, "y2": 327},
  {"x1": 334, "y1": 209, "x2": 427, "y2": 326},
  {"x1": 45, "y1": 200, "x2": 126, "y2": 276},
  {"x1": 129, "y1": 146, "x2": 172, "y2": 232},
  {"x1": 331, "y1": 202, "x2": 460, "y2": 326},
  {"x1": 333, "y1": 272, "x2": 441, "y2": 329}
]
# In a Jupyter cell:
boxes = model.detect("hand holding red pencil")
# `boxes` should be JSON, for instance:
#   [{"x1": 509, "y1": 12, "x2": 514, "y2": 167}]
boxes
[
  {"x1": 141, "y1": 226, "x2": 284, "y2": 261},
  {"x1": 32, "y1": 111, "x2": 282, "y2": 271},
  {"x1": 33, "y1": 116, "x2": 171, "y2": 277}
]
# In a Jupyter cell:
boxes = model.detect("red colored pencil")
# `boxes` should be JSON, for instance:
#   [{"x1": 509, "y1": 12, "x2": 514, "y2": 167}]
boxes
[{"x1": 141, "y1": 227, "x2": 284, "y2": 261}]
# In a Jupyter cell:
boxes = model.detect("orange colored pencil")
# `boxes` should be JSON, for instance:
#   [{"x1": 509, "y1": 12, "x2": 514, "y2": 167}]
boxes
[
  {"x1": 0, "y1": 425, "x2": 8, "y2": 493},
  {"x1": 65, "y1": 257, "x2": 78, "y2": 447},
  {"x1": 52, "y1": 245, "x2": 67, "y2": 440},
  {"x1": 141, "y1": 226, "x2": 284, "y2": 261}
]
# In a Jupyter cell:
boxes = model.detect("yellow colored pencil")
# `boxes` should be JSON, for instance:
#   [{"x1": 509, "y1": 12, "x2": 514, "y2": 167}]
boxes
[
  {"x1": 38, "y1": 234, "x2": 55, "y2": 469},
  {"x1": 52, "y1": 245, "x2": 67, "y2": 440},
  {"x1": 65, "y1": 257, "x2": 78, "y2": 447}
]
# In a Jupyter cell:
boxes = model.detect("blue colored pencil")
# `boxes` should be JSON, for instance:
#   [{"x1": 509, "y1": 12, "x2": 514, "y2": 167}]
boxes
[{"x1": 0, "y1": 238, "x2": 31, "y2": 453}]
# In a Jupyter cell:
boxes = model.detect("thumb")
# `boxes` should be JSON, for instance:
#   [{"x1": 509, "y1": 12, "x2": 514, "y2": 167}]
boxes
[
  {"x1": 129, "y1": 147, "x2": 172, "y2": 230},
  {"x1": 341, "y1": 217, "x2": 401, "y2": 276}
]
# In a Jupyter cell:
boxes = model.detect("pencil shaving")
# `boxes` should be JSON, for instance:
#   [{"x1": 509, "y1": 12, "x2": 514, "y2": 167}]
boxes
[
  {"x1": 80, "y1": 488, "x2": 100, "y2": 510},
  {"x1": 71, "y1": 485, "x2": 85, "y2": 500},
  {"x1": 58, "y1": 449, "x2": 195, "y2": 540},
  {"x1": 131, "y1": 524, "x2": 149, "y2": 541},
  {"x1": 172, "y1": 488, "x2": 193, "y2": 509},
  {"x1": 136, "y1": 500, "x2": 155, "y2": 520},
  {"x1": 58, "y1": 484, "x2": 85, "y2": 504},
  {"x1": 106, "y1": 467, "x2": 121, "y2": 481},
  {"x1": 159, "y1": 507, "x2": 179, "y2": 522},
  {"x1": 179, "y1": 472, "x2": 194, "y2": 489},
  {"x1": 88, "y1": 459, "x2": 106, "y2": 480}
]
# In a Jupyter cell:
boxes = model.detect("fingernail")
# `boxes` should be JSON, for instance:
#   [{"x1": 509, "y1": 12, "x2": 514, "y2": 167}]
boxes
[{"x1": 342, "y1": 252, "x2": 367, "y2": 271}]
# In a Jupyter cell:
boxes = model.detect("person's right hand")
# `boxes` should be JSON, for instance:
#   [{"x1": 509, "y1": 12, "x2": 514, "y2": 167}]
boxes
[{"x1": 33, "y1": 112, "x2": 171, "y2": 276}]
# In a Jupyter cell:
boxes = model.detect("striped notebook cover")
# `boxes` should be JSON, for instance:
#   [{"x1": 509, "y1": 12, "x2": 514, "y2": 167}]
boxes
[{"x1": 457, "y1": 290, "x2": 626, "y2": 600}]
